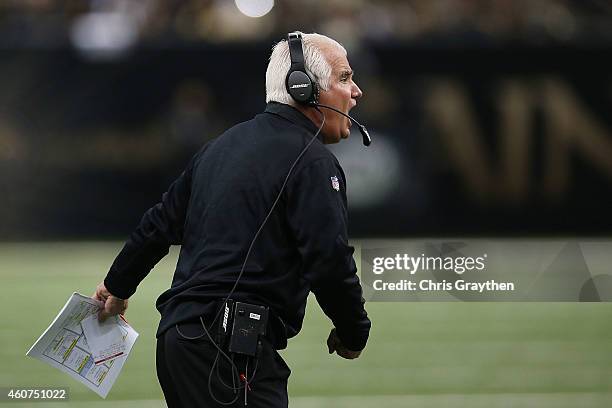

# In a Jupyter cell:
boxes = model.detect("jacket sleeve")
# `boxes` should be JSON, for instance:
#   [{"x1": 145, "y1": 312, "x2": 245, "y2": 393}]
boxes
[
  {"x1": 286, "y1": 157, "x2": 371, "y2": 351},
  {"x1": 103, "y1": 154, "x2": 197, "y2": 300}
]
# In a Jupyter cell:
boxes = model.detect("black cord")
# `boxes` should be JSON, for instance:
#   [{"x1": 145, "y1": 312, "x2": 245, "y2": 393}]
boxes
[
  {"x1": 244, "y1": 358, "x2": 249, "y2": 405},
  {"x1": 314, "y1": 103, "x2": 348, "y2": 119},
  {"x1": 175, "y1": 322, "x2": 206, "y2": 340},
  {"x1": 176, "y1": 317, "x2": 241, "y2": 405},
  {"x1": 232, "y1": 354, "x2": 237, "y2": 393},
  {"x1": 210, "y1": 107, "x2": 326, "y2": 328},
  {"x1": 207, "y1": 351, "x2": 241, "y2": 406},
  {"x1": 248, "y1": 356, "x2": 259, "y2": 382},
  {"x1": 215, "y1": 349, "x2": 235, "y2": 390}
]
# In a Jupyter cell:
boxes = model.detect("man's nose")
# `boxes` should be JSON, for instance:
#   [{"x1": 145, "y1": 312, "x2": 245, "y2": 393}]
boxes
[{"x1": 352, "y1": 82, "x2": 363, "y2": 100}]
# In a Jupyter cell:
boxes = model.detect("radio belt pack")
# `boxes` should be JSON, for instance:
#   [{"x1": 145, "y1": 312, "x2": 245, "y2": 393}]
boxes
[{"x1": 219, "y1": 299, "x2": 269, "y2": 357}]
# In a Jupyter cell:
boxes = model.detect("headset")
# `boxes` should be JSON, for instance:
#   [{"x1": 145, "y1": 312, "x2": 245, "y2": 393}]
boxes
[
  {"x1": 286, "y1": 32, "x2": 319, "y2": 105},
  {"x1": 175, "y1": 32, "x2": 372, "y2": 407},
  {"x1": 285, "y1": 31, "x2": 372, "y2": 146}
]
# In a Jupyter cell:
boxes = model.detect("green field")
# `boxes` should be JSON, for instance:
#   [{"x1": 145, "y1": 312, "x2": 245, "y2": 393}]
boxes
[{"x1": 1, "y1": 242, "x2": 611, "y2": 407}]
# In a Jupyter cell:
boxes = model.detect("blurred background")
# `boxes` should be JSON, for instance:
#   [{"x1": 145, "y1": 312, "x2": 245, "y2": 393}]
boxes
[
  {"x1": 1, "y1": 1, "x2": 612, "y2": 407},
  {"x1": 2, "y1": 0, "x2": 612, "y2": 239}
]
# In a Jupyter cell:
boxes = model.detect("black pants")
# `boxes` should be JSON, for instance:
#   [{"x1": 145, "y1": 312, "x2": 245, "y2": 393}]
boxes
[{"x1": 156, "y1": 320, "x2": 291, "y2": 408}]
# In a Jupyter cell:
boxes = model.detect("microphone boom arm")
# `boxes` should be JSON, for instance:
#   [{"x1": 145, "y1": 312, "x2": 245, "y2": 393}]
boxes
[{"x1": 314, "y1": 103, "x2": 372, "y2": 146}]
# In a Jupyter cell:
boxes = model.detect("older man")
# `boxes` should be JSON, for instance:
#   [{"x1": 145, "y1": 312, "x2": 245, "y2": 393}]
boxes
[{"x1": 93, "y1": 32, "x2": 371, "y2": 407}]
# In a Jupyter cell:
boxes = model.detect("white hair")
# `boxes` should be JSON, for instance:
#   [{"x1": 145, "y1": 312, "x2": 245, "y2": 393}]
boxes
[{"x1": 265, "y1": 32, "x2": 346, "y2": 105}]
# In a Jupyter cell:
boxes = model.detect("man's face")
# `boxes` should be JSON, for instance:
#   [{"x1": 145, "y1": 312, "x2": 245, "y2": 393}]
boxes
[{"x1": 317, "y1": 47, "x2": 363, "y2": 144}]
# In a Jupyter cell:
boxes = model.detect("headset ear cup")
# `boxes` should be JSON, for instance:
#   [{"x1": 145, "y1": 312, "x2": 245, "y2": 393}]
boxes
[
  {"x1": 286, "y1": 70, "x2": 314, "y2": 104},
  {"x1": 286, "y1": 31, "x2": 319, "y2": 106}
]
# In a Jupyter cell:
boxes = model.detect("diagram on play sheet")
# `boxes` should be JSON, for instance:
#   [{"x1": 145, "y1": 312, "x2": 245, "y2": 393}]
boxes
[{"x1": 26, "y1": 292, "x2": 138, "y2": 398}]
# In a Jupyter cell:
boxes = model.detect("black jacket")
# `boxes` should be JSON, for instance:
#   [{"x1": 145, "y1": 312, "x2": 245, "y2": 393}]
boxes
[{"x1": 104, "y1": 102, "x2": 371, "y2": 351}]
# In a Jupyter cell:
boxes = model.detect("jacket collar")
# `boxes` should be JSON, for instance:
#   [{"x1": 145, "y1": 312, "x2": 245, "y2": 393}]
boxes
[{"x1": 264, "y1": 102, "x2": 320, "y2": 134}]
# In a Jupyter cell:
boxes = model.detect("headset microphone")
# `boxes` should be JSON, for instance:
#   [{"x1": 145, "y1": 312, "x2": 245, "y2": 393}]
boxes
[{"x1": 314, "y1": 103, "x2": 371, "y2": 146}]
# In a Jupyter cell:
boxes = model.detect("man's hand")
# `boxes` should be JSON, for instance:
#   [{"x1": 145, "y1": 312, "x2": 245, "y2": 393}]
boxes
[
  {"x1": 92, "y1": 282, "x2": 128, "y2": 322},
  {"x1": 326, "y1": 328, "x2": 362, "y2": 359}
]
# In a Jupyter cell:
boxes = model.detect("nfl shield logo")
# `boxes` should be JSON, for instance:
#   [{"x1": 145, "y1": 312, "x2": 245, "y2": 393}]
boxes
[{"x1": 330, "y1": 176, "x2": 340, "y2": 191}]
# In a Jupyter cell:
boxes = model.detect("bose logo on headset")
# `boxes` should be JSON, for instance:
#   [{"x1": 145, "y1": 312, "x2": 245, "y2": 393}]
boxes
[{"x1": 289, "y1": 83, "x2": 310, "y2": 89}]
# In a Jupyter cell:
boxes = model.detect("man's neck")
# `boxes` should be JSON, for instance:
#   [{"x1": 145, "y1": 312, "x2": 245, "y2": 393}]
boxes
[{"x1": 293, "y1": 104, "x2": 323, "y2": 129}]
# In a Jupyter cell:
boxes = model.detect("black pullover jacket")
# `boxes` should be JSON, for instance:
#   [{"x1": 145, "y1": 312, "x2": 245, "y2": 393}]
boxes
[{"x1": 104, "y1": 102, "x2": 371, "y2": 351}]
